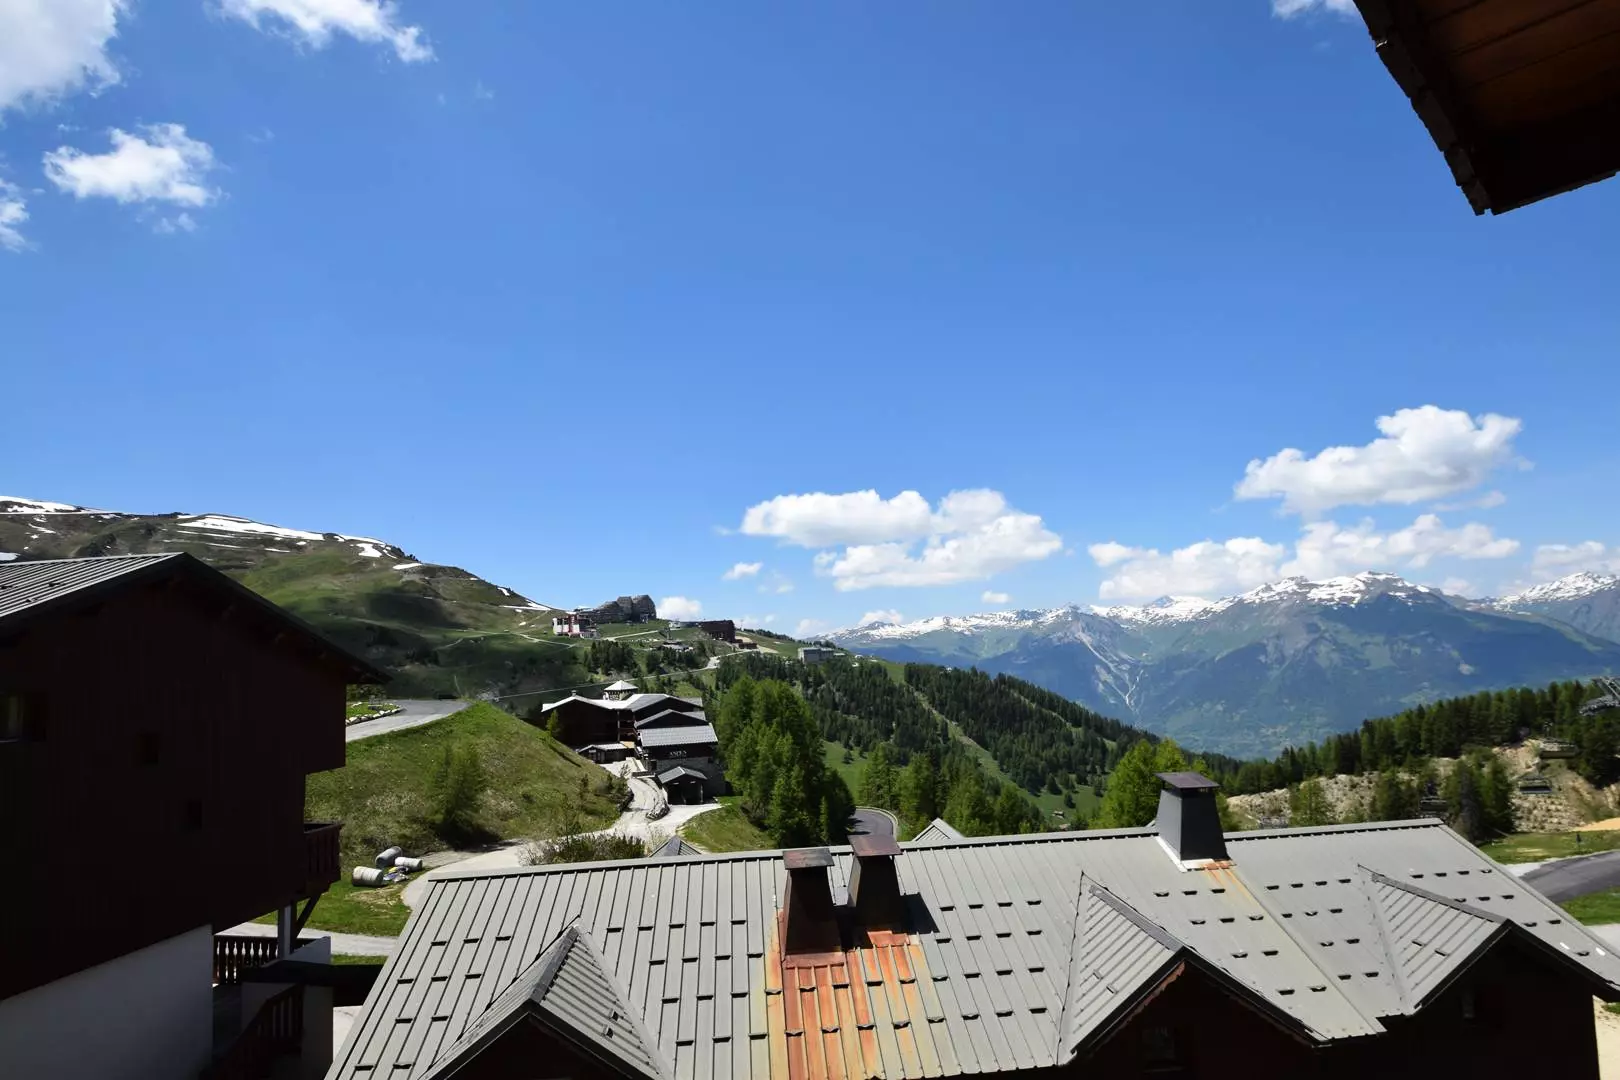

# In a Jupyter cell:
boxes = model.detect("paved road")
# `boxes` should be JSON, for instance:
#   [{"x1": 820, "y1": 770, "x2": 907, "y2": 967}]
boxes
[
  {"x1": 1522, "y1": 850, "x2": 1620, "y2": 902},
  {"x1": 345, "y1": 699, "x2": 466, "y2": 742},
  {"x1": 850, "y1": 806, "x2": 898, "y2": 841},
  {"x1": 218, "y1": 921, "x2": 397, "y2": 957}
]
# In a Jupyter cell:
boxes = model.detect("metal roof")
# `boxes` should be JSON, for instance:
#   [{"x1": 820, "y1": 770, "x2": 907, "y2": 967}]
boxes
[
  {"x1": 331, "y1": 819, "x2": 1620, "y2": 1080},
  {"x1": 907, "y1": 819, "x2": 964, "y2": 845},
  {"x1": 0, "y1": 552, "x2": 384, "y2": 681},
  {"x1": 604, "y1": 680, "x2": 640, "y2": 693},
  {"x1": 638, "y1": 724, "x2": 719, "y2": 749},
  {"x1": 1156, "y1": 771, "x2": 1219, "y2": 791},
  {"x1": 0, "y1": 553, "x2": 182, "y2": 621},
  {"x1": 637, "y1": 708, "x2": 709, "y2": 729},
  {"x1": 657, "y1": 766, "x2": 708, "y2": 784},
  {"x1": 651, "y1": 835, "x2": 704, "y2": 859}
]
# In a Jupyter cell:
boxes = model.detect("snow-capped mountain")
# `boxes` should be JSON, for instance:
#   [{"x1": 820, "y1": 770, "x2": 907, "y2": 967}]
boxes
[
  {"x1": 1487, "y1": 571, "x2": 1620, "y2": 644},
  {"x1": 0, "y1": 497, "x2": 562, "y2": 698},
  {"x1": 833, "y1": 570, "x2": 1620, "y2": 756}
]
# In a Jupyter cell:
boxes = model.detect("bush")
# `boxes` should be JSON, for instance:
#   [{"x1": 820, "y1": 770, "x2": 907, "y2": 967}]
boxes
[
  {"x1": 521, "y1": 832, "x2": 647, "y2": 865},
  {"x1": 431, "y1": 745, "x2": 491, "y2": 846}
]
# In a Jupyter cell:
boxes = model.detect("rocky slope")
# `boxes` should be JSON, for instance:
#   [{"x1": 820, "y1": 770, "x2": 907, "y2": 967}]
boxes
[
  {"x1": 0, "y1": 496, "x2": 568, "y2": 698},
  {"x1": 834, "y1": 571, "x2": 1620, "y2": 756},
  {"x1": 1487, "y1": 572, "x2": 1620, "y2": 644}
]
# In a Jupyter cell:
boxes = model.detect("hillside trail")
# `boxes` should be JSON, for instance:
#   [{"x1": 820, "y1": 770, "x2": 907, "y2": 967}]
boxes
[{"x1": 400, "y1": 762, "x2": 720, "y2": 910}]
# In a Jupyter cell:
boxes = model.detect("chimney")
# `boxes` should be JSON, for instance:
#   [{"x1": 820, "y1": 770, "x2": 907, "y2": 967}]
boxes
[
  {"x1": 847, "y1": 833, "x2": 905, "y2": 928},
  {"x1": 1155, "y1": 771, "x2": 1228, "y2": 865},
  {"x1": 782, "y1": 847, "x2": 840, "y2": 954}
]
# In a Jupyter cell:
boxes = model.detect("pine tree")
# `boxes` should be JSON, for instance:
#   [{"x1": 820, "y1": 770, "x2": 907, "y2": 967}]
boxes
[
  {"x1": 1288, "y1": 779, "x2": 1335, "y2": 827},
  {"x1": 859, "y1": 744, "x2": 901, "y2": 810}
]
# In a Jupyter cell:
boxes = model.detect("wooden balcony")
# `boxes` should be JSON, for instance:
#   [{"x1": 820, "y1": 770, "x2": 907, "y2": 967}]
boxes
[{"x1": 302, "y1": 821, "x2": 342, "y2": 896}]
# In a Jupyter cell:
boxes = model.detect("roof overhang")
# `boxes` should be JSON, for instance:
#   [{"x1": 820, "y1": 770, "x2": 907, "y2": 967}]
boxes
[{"x1": 1352, "y1": 0, "x2": 1620, "y2": 214}]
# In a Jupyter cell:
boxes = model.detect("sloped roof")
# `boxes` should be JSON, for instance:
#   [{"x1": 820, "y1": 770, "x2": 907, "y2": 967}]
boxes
[
  {"x1": 0, "y1": 553, "x2": 383, "y2": 681},
  {"x1": 637, "y1": 708, "x2": 708, "y2": 729},
  {"x1": 638, "y1": 723, "x2": 718, "y2": 749},
  {"x1": 908, "y1": 818, "x2": 964, "y2": 844},
  {"x1": 650, "y1": 835, "x2": 703, "y2": 858},
  {"x1": 657, "y1": 765, "x2": 708, "y2": 784},
  {"x1": 604, "y1": 680, "x2": 640, "y2": 693},
  {"x1": 331, "y1": 819, "x2": 1620, "y2": 1080}
]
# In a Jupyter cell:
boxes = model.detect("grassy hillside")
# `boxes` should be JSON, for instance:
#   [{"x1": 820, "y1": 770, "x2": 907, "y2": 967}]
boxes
[
  {"x1": 306, "y1": 703, "x2": 623, "y2": 865},
  {"x1": 680, "y1": 798, "x2": 772, "y2": 852}
]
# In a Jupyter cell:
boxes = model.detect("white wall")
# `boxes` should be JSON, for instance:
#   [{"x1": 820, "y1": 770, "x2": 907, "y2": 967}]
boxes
[{"x1": 0, "y1": 924, "x2": 213, "y2": 1080}]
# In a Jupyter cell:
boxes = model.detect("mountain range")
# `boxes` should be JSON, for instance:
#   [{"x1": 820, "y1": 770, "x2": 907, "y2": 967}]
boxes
[
  {"x1": 0, "y1": 497, "x2": 568, "y2": 699},
  {"x1": 832, "y1": 571, "x2": 1620, "y2": 756}
]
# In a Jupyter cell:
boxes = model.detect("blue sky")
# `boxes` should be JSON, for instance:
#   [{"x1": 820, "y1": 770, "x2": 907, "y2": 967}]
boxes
[{"x1": 2, "y1": 1, "x2": 1617, "y2": 636}]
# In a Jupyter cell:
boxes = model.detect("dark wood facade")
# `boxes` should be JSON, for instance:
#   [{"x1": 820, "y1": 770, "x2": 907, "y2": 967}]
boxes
[{"x1": 0, "y1": 557, "x2": 378, "y2": 1002}]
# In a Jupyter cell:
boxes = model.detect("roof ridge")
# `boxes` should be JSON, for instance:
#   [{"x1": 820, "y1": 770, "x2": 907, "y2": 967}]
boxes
[
  {"x1": 533, "y1": 926, "x2": 669, "y2": 1080},
  {"x1": 1227, "y1": 819, "x2": 1447, "y2": 842}
]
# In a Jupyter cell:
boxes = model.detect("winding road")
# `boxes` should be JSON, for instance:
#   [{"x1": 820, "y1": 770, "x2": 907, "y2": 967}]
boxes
[
  {"x1": 1522, "y1": 850, "x2": 1620, "y2": 902},
  {"x1": 345, "y1": 699, "x2": 466, "y2": 742}
]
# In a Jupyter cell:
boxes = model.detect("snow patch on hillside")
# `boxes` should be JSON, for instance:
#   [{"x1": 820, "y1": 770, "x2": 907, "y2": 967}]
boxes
[
  {"x1": 1498, "y1": 571, "x2": 1620, "y2": 606},
  {"x1": 177, "y1": 514, "x2": 326, "y2": 542},
  {"x1": 0, "y1": 497, "x2": 108, "y2": 514}
]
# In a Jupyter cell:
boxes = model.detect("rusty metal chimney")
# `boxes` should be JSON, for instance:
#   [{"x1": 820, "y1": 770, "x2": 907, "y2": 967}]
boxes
[
  {"x1": 1155, "y1": 771, "x2": 1228, "y2": 864},
  {"x1": 782, "y1": 847, "x2": 840, "y2": 954},
  {"x1": 848, "y1": 833, "x2": 905, "y2": 928}
]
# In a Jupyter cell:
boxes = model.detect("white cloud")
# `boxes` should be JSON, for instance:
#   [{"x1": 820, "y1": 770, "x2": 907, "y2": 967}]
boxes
[
  {"x1": 1090, "y1": 537, "x2": 1288, "y2": 601},
  {"x1": 1283, "y1": 515, "x2": 1518, "y2": 578},
  {"x1": 795, "y1": 618, "x2": 831, "y2": 640},
  {"x1": 472, "y1": 80, "x2": 494, "y2": 101},
  {"x1": 152, "y1": 211, "x2": 198, "y2": 235},
  {"x1": 981, "y1": 590, "x2": 1010, "y2": 605},
  {"x1": 0, "y1": 181, "x2": 29, "y2": 252},
  {"x1": 1235, "y1": 406, "x2": 1524, "y2": 516},
  {"x1": 1434, "y1": 490, "x2": 1507, "y2": 512},
  {"x1": 0, "y1": 0, "x2": 126, "y2": 115},
  {"x1": 722, "y1": 561, "x2": 762, "y2": 581},
  {"x1": 739, "y1": 613, "x2": 777, "y2": 626},
  {"x1": 859, "y1": 610, "x2": 905, "y2": 626},
  {"x1": 768, "y1": 576, "x2": 795, "y2": 594},
  {"x1": 1530, "y1": 542, "x2": 1620, "y2": 579},
  {"x1": 1092, "y1": 515, "x2": 1520, "y2": 601},
  {"x1": 1439, "y1": 578, "x2": 1479, "y2": 597},
  {"x1": 746, "y1": 488, "x2": 1061, "y2": 592},
  {"x1": 740, "y1": 489, "x2": 933, "y2": 547},
  {"x1": 1271, "y1": 0, "x2": 1356, "y2": 16},
  {"x1": 44, "y1": 125, "x2": 220, "y2": 209},
  {"x1": 659, "y1": 596, "x2": 703, "y2": 621},
  {"x1": 218, "y1": 0, "x2": 433, "y2": 62}
]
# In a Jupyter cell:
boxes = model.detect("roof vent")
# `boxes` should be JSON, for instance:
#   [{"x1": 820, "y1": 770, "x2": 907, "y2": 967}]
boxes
[
  {"x1": 783, "y1": 847, "x2": 840, "y2": 955},
  {"x1": 848, "y1": 833, "x2": 905, "y2": 928},
  {"x1": 1155, "y1": 771, "x2": 1227, "y2": 865}
]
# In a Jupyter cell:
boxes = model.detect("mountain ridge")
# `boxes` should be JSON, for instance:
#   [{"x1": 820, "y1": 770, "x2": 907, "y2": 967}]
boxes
[{"x1": 833, "y1": 570, "x2": 1620, "y2": 756}]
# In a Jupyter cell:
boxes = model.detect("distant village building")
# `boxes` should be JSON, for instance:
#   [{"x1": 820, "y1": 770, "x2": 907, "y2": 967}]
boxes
[
  {"x1": 799, "y1": 645, "x2": 836, "y2": 664},
  {"x1": 581, "y1": 594, "x2": 658, "y2": 624},
  {"x1": 550, "y1": 612, "x2": 598, "y2": 639},
  {"x1": 602, "y1": 679, "x2": 639, "y2": 701},
  {"x1": 536, "y1": 691, "x2": 705, "y2": 748},
  {"x1": 695, "y1": 619, "x2": 736, "y2": 643}
]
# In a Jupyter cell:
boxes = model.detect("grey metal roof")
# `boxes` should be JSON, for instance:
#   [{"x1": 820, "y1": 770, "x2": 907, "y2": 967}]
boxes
[
  {"x1": 637, "y1": 708, "x2": 709, "y2": 729},
  {"x1": 907, "y1": 818, "x2": 964, "y2": 844},
  {"x1": 637, "y1": 724, "x2": 719, "y2": 749},
  {"x1": 657, "y1": 766, "x2": 708, "y2": 784},
  {"x1": 0, "y1": 553, "x2": 385, "y2": 680},
  {"x1": 0, "y1": 553, "x2": 182, "y2": 621},
  {"x1": 330, "y1": 819, "x2": 1620, "y2": 1080},
  {"x1": 651, "y1": 835, "x2": 704, "y2": 858}
]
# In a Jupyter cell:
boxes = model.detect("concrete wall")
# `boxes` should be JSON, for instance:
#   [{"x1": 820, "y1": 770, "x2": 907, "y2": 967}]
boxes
[{"x1": 0, "y1": 924, "x2": 212, "y2": 1080}]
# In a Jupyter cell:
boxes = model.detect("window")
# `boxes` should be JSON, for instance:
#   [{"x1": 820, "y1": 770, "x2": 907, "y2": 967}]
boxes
[
  {"x1": 1142, "y1": 1025, "x2": 1187, "y2": 1073},
  {"x1": 137, "y1": 731, "x2": 161, "y2": 766},
  {"x1": 182, "y1": 799, "x2": 204, "y2": 831}
]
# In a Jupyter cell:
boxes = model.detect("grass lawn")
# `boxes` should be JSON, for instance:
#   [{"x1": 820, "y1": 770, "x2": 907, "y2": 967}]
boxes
[
  {"x1": 1479, "y1": 830, "x2": 1620, "y2": 864},
  {"x1": 254, "y1": 879, "x2": 412, "y2": 937},
  {"x1": 1561, "y1": 888, "x2": 1620, "y2": 925},
  {"x1": 332, "y1": 954, "x2": 387, "y2": 966},
  {"x1": 824, "y1": 740, "x2": 866, "y2": 791},
  {"x1": 681, "y1": 799, "x2": 772, "y2": 853},
  {"x1": 597, "y1": 620, "x2": 671, "y2": 639},
  {"x1": 306, "y1": 702, "x2": 623, "y2": 868}
]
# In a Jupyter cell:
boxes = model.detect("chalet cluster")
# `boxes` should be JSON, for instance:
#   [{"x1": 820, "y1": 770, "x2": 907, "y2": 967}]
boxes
[
  {"x1": 538, "y1": 683, "x2": 722, "y2": 801},
  {"x1": 331, "y1": 777, "x2": 1620, "y2": 1079}
]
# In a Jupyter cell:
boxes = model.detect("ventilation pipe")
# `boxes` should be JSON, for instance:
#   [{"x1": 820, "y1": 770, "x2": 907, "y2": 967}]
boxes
[{"x1": 1155, "y1": 771, "x2": 1228, "y2": 865}]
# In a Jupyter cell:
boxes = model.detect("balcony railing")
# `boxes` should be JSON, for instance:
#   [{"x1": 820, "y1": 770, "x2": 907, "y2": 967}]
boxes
[
  {"x1": 303, "y1": 821, "x2": 342, "y2": 895},
  {"x1": 204, "y1": 983, "x2": 304, "y2": 1080}
]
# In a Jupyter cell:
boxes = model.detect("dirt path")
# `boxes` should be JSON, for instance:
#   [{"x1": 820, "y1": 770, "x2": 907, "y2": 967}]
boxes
[{"x1": 1583, "y1": 817, "x2": 1620, "y2": 832}]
